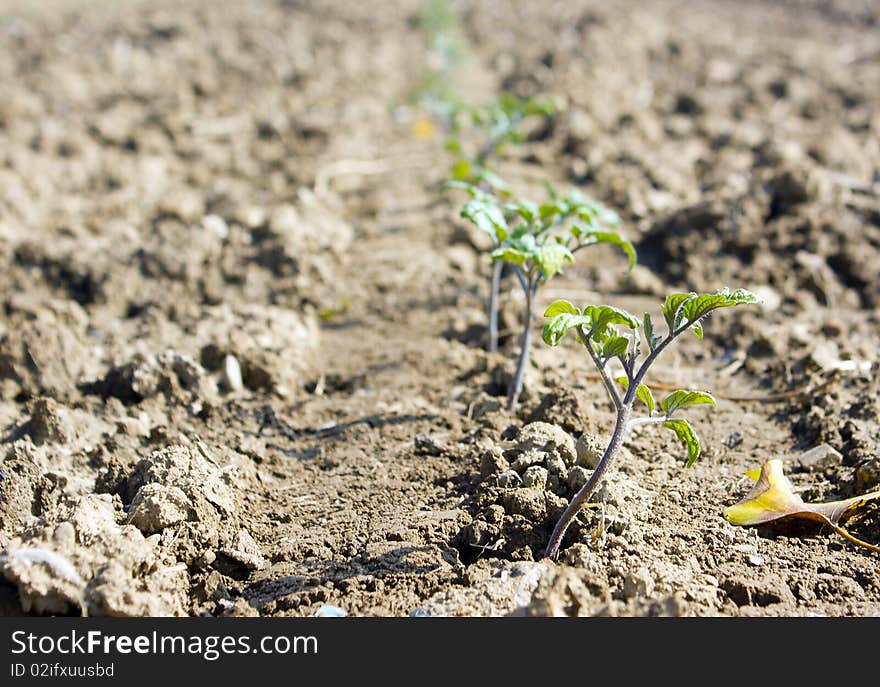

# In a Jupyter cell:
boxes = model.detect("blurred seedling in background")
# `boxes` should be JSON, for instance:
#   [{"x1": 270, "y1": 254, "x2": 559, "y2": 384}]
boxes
[
  {"x1": 415, "y1": 6, "x2": 568, "y2": 357},
  {"x1": 450, "y1": 180, "x2": 636, "y2": 411},
  {"x1": 414, "y1": 1, "x2": 563, "y2": 149},
  {"x1": 445, "y1": 94, "x2": 564, "y2": 191},
  {"x1": 444, "y1": 95, "x2": 564, "y2": 355},
  {"x1": 412, "y1": 0, "x2": 467, "y2": 133},
  {"x1": 541, "y1": 288, "x2": 762, "y2": 559}
]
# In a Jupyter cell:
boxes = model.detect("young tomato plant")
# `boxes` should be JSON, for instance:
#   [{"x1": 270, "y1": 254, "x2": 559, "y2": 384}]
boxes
[
  {"x1": 444, "y1": 95, "x2": 563, "y2": 354},
  {"x1": 541, "y1": 288, "x2": 762, "y2": 559},
  {"x1": 446, "y1": 94, "x2": 564, "y2": 193},
  {"x1": 414, "y1": 0, "x2": 467, "y2": 129},
  {"x1": 451, "y1": 181, "x2": 636, "y2": 412}
]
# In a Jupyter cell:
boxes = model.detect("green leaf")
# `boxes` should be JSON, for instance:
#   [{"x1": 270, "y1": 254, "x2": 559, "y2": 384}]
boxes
[
  {"x1": 660, "y1": 390, "x2": 717, "y2": 416},
  {"x1": 663, "y1": 419, "x2": 701, "y2": 467},
  {"x1": 461, "y1": 198, "x2": 509, "y2": 242},
  {"x1": 508, "y1": 198, "x2": 539, "y2": 223},
  {"x1": 542, "y1": 312, "x2": 592, "y2": 346},
  {"x1": 476, "y1": 169, "x2": 511, "y2": 195},
  {"x1": 451, "y1": 158, "x2": 472, "y2": 181},
  {"x1": 574, "y1": 207, "x2": 597, "y2": 228},
  {"x1": 600, "y1": 335, "x2": 630, "y2": 360},
  {"x1": 522, "y1": 95, "x2": 564, "y2": 117},
  {"x1": 690, "y1": 320, "x2": 703, "y2": 340},
  {"x1": 443, "y1": 179, "x2": 488, "y2": 198},
  {"x1": 643, "y1": 312, "x2": 661, "y2": 351},
  {"x1": 442, "y1": 179, "x2": 477, "y2": 194},
  {"x1": 574, "y1": 228, "x2": 637, "y2": 269},
  {"x1": 538, "y1": 200, "x2": 564, "y2": 222},
  {"x1": 490, "y1": 244, "x2": 529, "y2": 266},
  {"x1": 573, "y1": 199, "x2": 621, "y2": 228},
  {"x1": 616, "y1": 376, "x2": 656, "y2": 413},
  {"x1": 444, "y1": 137, "x2": 463, "y2": 154},
  {"x1": 636, "y1": 384, "x2": 656, "y2": 414},
  {"x1": 544, "y1": 300, "x2": 580, "y2": 317},
  {"x1": 680, "y1": 288, "x2": 763, "y2": 325},
  {"x1": 581, "y1": 305, "x2": 640, "y2": 340},
  {"x1": 533, "y1": 242, "x2": 574, "y2": 279},
  {"x1": 661, "y1": 292, "x2": 697, "y2": 331}
]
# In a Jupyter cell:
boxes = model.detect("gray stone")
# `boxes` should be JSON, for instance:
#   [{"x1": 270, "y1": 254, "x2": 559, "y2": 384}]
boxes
[{"x1": 797, "y1": 444, "x2": 843, "y2": 472}]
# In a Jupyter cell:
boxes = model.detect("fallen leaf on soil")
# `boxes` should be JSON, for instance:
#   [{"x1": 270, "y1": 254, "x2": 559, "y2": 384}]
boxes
[{"x1": 723, "y1": 459, "x2": 880, "y2": 553}]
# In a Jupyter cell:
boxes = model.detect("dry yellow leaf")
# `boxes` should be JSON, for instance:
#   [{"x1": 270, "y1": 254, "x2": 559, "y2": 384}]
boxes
[{"x1": 723, "y1": 459, "x2": 880, "y2": 553}]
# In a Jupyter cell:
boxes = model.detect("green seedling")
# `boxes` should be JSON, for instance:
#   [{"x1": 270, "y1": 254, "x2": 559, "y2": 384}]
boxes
[
  {"x1": 420, "y1": 0, "x2": 465, "y2": 66},
  {"x1": 445, "y1": 95, "x2": 563, "y2": 355},
  {"x1": 446, "y1": 94, "x2": 564, "y2": 195},
  {"x1": 414, "y1": 6, "x2": 566, "y2": 358},
  {"x1": 541, "y1": 288, "x2": 762, "y2": 559},
  {"x1": 451, "y1": 180, "x2": 636, "y2": 412},
  {"x1": 414, "y1": 0, "x2": 467, "y2": 127}
]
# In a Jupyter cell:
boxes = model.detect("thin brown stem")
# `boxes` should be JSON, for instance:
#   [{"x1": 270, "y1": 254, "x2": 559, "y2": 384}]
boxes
[
  {"x1": 544, "y1": 405, "x2": 631, "y2": 559},
  {"x1": 507, "y1": 272, "x2": 536, "y2": 412},
  {"x1": 578, "y1": 325, "x2": 621, "y2": 410},
  {"x1": 487, "y1": 261, "x2": 502, "y2": 353},
  {"x1": 543, "y1": 319, "x2": 693, "y2": 559}
]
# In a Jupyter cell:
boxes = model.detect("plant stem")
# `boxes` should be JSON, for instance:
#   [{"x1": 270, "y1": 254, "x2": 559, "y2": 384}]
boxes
[
  {"x1": 543, "y1": 319, "x2": 700, "y2": 559},
  {"x1": 578, "y1": 325, "x2": 622, "y2": 410},
  {"x1": 477, "y1": 115, "x2": 522, "y2": 165},
  {"x1": 487, "y1": 260, "x2": 502, "y2": 353},
  {"x1": 544, "y1": 404, "x2": 631, "y2": 559},
  {"x1": 631, "y1": 320, "x2": 692, "y2": 389},
  {"x1": 625, "y1": 416, "x2": 667, "y2": 430},
  {"x1": 507, "y1": 271, "x2": 536, "y2": 412}
]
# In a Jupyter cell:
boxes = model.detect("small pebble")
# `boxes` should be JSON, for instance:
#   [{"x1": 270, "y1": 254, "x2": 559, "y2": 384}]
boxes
[
  {"x1": 222, "y1": 354, "x2": 244, "y2": 391},
  {"x1": 797, "y1": 443, "x2": 842, "y2": 472},
  {"x1": 725, "y1": 432, "x2": 743, "y2": 448},
  {"x1": 747, "y1": 553, "x2": 764, "y2": 566},
  {"x1": 202, "y1": 214, "x2": 229, "y2": 239}
]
